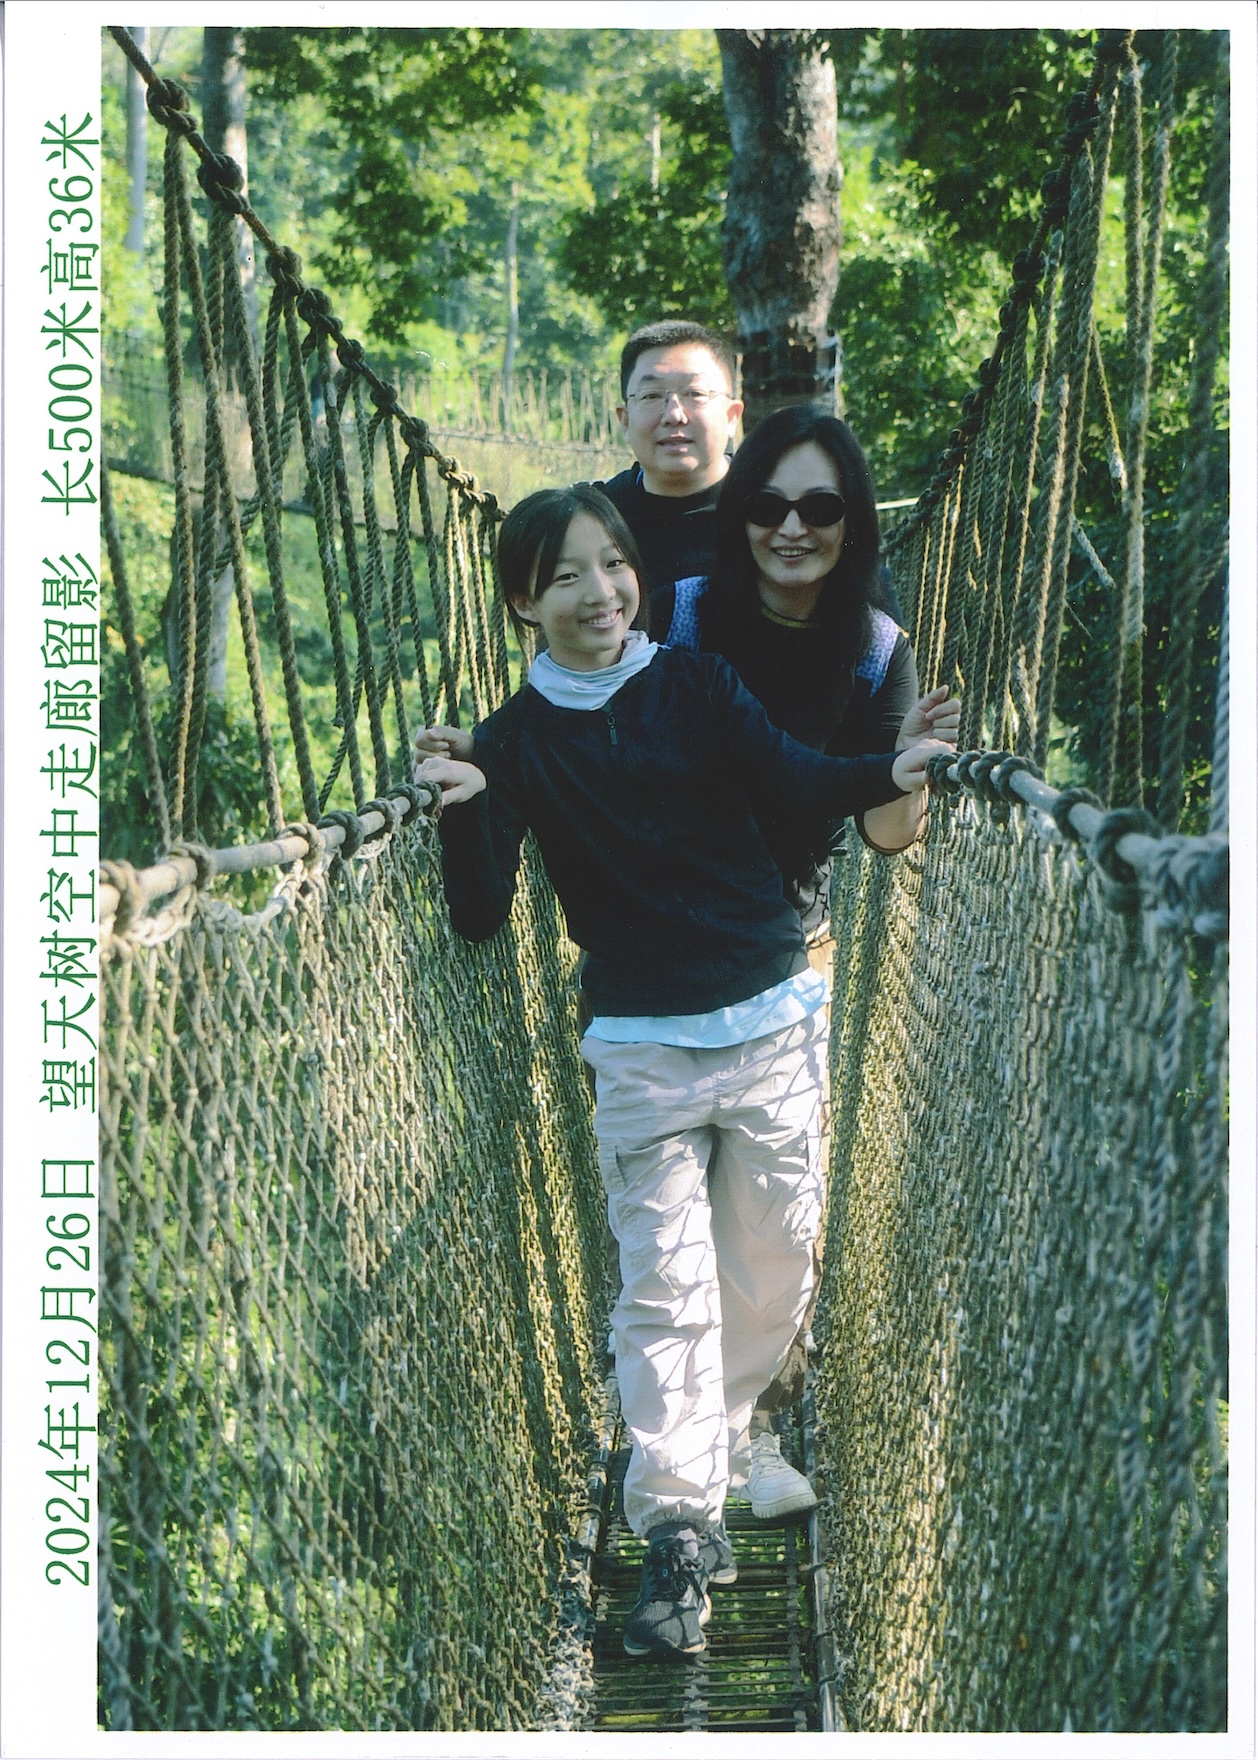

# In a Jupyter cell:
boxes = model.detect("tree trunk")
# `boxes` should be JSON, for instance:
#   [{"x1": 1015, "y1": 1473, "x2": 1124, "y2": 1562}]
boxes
[
  {"x1": 125, "y1": 26, "x2": 149, "y2": 255},
  {"x1": 717, "y1": 29, "x2": 842, "y2": 428},
  {"x1": 502, "y1": 186, "x2": 521, "y2": 431}
]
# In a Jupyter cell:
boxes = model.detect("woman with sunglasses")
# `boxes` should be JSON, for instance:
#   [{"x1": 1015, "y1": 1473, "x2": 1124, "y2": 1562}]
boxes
[
  {"x1": 649, "y1": 403, "x2": 959, "y2": 1518},
  {"x1": 651, "y1": 404, "x2": 958, "y2": 913}
]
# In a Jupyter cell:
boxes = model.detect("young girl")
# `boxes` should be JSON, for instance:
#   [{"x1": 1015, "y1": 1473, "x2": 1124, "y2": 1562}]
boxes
[{"x1": 414, "y1": 484, "x2": 949, "y2": 1660}]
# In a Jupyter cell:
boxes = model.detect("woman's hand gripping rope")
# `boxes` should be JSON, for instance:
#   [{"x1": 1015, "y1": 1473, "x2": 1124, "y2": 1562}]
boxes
[
  {"x1": 891, "y1": 737, "x2": 955, "y2": 793},
  {"x1": 896, "y1": 684, "x2": 962, "y2": 751}
]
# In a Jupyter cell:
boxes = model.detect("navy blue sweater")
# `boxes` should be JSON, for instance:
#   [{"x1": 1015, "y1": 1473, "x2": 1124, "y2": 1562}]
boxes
[{"x1": 437, "y1": 648, "x2": 903, "y2": 1018}]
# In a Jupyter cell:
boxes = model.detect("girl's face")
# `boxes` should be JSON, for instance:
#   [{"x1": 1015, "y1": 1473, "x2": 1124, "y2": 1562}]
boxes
[
  {"x1": 515, "y1": 511, "x2": 641, "y2": 672},
  {"x1": 745, "y1": 441, "x2": 847, "y2": 611}
]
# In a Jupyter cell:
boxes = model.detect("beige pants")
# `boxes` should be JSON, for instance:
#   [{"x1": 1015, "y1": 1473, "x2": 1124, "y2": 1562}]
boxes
[{"x1": 581, "y1": 1012, "x2": 828, "y2": 1537}]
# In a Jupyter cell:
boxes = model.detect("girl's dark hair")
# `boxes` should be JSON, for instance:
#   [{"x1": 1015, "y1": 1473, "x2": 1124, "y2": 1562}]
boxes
[
  {"x1": 709, "y1": 406, "x2": 883, "y2": 668},
  {"x1": 497, "y1": 484, "x2": 647, "y2": 644}
]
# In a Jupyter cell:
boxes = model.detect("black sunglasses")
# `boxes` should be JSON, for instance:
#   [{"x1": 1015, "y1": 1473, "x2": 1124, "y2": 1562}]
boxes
[{"x1": 743, "y1": 489, "x2": 848, "y2": 529}]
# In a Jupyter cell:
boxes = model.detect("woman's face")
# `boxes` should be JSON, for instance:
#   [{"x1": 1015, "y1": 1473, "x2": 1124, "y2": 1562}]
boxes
[
  {"x1": 513, "y1": 511, "x2": 641, "y2": 672},
  {"x1": 745, "y1": 441, "x2": 847, "y2": 613}
]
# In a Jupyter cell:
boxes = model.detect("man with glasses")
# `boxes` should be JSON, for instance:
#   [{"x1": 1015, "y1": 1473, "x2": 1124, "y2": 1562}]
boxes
[{"x1": 599, "y1": 320, "x2": 743, "y2": 601}]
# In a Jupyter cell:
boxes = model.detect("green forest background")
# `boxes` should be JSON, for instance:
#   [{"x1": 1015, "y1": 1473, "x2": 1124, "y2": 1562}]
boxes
[{"x1": 100, "y1": 26, "x2": 1227, "y2": 860}]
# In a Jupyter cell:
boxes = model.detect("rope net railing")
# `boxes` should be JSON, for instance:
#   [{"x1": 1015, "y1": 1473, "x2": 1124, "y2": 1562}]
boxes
[
  {"x1": 99, "y1": 25, "x2": 610, "y2": 1732},
  {"x1": 98, "y1": 24, "x2": 1228, "y2": 1735},
  {"x1": 811, "y1": 27, "x2": 1229, "y2": 1732}
]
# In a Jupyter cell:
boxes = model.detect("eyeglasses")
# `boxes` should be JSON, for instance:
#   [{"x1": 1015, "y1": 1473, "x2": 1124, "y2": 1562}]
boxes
[
  {"x1": 626, "y1": 387, "x2": 729, "y2": 410},
  {"x1": 743, "y1": 489, "x2": 848, "y2": 529}
]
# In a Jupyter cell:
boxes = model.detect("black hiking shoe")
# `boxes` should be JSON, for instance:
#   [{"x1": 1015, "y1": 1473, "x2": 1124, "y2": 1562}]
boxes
[
  {"x1": 623, "y1": 1522, "x2": 711, "y2": 1657},
  {"x1": 699, "y1": 1520, "x2": 737, "y2": 1585}
]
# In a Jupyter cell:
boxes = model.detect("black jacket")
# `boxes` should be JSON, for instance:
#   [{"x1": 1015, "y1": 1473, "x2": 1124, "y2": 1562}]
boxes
[
  {"x1": 437, "y1": 648, "x2": 903, "y2": 1017},
  {"x1": 596, "y1": 465, "x2": 720, "y2": 596}
]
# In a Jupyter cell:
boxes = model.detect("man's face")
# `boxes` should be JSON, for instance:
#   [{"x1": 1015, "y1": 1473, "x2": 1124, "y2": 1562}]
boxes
[{"x1": 616, "y1": 344, "x2": 743, "y2": 497}]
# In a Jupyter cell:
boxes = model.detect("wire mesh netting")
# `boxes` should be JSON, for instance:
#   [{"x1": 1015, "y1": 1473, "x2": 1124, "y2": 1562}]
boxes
[
  {"x1": 100, "y1": 828, "x2": 609, "y2": 1730},
  {"x1": 816, "y1": 795, "x2": 1226, "y2": 1731},
  {"x1": 99, "y1": 24, "x2": 1229, "y2": 1735}
]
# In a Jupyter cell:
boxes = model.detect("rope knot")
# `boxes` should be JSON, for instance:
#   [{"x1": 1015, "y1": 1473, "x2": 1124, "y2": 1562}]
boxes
[
  {"x1": 336, "y1": 336, "x2": 367, "y2": 372},
  {"x1": 1048, "y1": 785, "x2": 1102, "y2": 845},
  {"x1": 297, "y1": 287, "x2": 340, "y2": 334},
  {"x1": 399, "y1": 413, "x2": 432, "y2": 451},
  {"x1": 266, "y1": 247, "x2": 304, "y2": 297},
  {"x1": 166, "y1": 839, "x2": 217, "y2": 891},
  {"x1": 1012, "y1": 249, "x2": 1046, "y2": 290},
  {"x1": 1091, "y1": 806, "x2": 1161, "y2": 913},
  {"x1": 370, "y1": 379, "x2": 403, "y2": 416},
  {"x1": 357, "y1": 796, "x2": 404, "y2": 850},
  {"x1": 196, "y1": 152, "x2": 249, "y2": 216},
  {"x1": 100, "y1": 859, "x2": 144, "y2": 943},
  {"x1": 147, "y1": 78, "x2": 194, "y2": 133},
  {"x1": 1096, "y1": 28, "x2": 1133, "y2": 63},
  {"x1": 977, "y1": 356, "x2": 1001, "y2": 388},
  {"x1": 1040, "y1": 168, "x2": 1071, "y2": 224},
  {"x1": 317, "y1": 808, "x2": 366, "y2": 860},
  {"x1": 990, "y1": 754, "x2": 1043, "y2": 804},
  {"x1": 1144, "y1": 836, "x2": 1228, "y2": 941},
  {"x1": 275, "y1": 821, "x2": 330, "y2": 888},
  {"x1": 386, "y1": 781, "x2": 437, "y2": 827},
  {"x1": 925, "y1": 752, "x2": 960, "y2": 794}
]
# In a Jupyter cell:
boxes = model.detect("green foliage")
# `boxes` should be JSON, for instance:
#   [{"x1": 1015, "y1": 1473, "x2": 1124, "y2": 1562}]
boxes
[
  {"x1": 244, "y1": 28, "x2": 541, "y2": 347},
  {"x1": 559, "y1": 67, "x2": 732, "y2": 332}
]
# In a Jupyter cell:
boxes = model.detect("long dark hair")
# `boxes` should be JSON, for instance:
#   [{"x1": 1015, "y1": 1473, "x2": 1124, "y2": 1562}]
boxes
[
  {"x1": 497, "y1": 483, "x2": 647, "y2": 645},
  {"x1": 709, "y1": 407, "x2": 882, "y2": 670}
]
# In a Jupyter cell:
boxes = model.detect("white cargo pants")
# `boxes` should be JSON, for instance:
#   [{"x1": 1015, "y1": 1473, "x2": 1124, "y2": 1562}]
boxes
[{"x1": 581, "y1": 1011, "x2": 827, "y2": 1538}]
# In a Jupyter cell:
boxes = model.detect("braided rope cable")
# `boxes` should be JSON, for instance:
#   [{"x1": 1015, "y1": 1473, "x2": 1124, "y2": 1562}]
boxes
[
  {"x1": 160, "y1": 127, "x2": 198, "y2": 835},
  {"x1": 322, "y1": 349, "x2": 390, "y2": 797},
  {"x1": 1209, "y1": 575, "x2": 1228, "y2": 838},
  {"x1": 1106, "y1": 34, "x2": 1178, "y2": 807},
  {"x1": 101, "y1": 463, "x2": 172, "y2": 849},
  {"x1": 1157, "y1": 36, "x2": 1230, "y2": 830},
  {"x1": 1034, "y1": 74, "x2": 1120, "y2": 770},
  {"x1": 222, "y1": 230, "x2": 321, "y2": 820}
]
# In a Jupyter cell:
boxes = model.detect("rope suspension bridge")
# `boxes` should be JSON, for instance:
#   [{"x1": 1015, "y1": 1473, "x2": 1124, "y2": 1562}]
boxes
[{"x1": 99, "y1": 26, "x2": 1228, "y2": 1734}]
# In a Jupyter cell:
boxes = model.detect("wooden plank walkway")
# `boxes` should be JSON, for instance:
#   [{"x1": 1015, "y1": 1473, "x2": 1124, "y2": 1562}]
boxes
[{"x1": 591, "y1": 1429, "x2": 821, "y2": 1733}]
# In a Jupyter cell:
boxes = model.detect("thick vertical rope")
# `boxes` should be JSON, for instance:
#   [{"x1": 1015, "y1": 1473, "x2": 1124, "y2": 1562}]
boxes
[
  {"x1": 1106, "y1": 34, "x2": 1178, "y2": 808},
  {"x1": 101, "y1": 464, "x2": 172, "y2": 849},
  {"x1": 193, "y1": 203, "x2": 284, "y2": 832},
  {"x1": 280, "y1": 298, "x2": 364, "y2": 808},
  {"x1": 223, "y1": 246, "x2": 320, "y2": 820},
  {"x1": 1209, "y1": 577, "x2": 1228, "y2": 838},
  {"x1": 1033, "y1": 74, "x2": 1119, "y2": 770},
  {"x1": 159, "y1": 127, "x2": 199, "y2": 837},
  {"x1": 354, "y1": 383, "x2": 410, "y2": 772},
  {"x1": 415, "y1": 450, "x2": 461, "y2": 726},
  {"x1": 319, "y1": 345, "x2": 390, "y2": 797},
  {"x1": 381, "y1": 423, "x2": 436, "y2": 730},
  {"x1": 1157, "y1": 38, "x2": 1229, "y2": 830},
  {"x1": 966, "y1": 294, "x2": 1033, "y2": 746},
  {"x1": 994, "y1": 232, "x2": 1063, "y2": 751}
]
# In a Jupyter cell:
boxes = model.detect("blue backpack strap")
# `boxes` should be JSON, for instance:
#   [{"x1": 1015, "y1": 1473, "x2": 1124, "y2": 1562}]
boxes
[
  {"x1": 665, "y1": 575, "x2": 709, "y2": 650},
  {"x1": 855, "y1": 608, "x2": 901, "y2": 694}
]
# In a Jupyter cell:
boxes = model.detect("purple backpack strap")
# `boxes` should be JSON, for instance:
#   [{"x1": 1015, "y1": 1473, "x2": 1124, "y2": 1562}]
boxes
[{"x1": 855, "y1": 608, "x2": 900, "y2": 694}]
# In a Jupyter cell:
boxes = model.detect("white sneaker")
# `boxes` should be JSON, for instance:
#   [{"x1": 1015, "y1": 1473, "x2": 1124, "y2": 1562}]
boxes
[{"x1": 747, "y1": 1431, "x2": 817, "y2": 1520}]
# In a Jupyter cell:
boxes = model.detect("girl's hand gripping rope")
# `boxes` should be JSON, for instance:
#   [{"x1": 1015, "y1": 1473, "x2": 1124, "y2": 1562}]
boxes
[
  {"x1": 891, "y1": 737, "x2": 954, "y2": 793},
  {"x1": 413, "y1": 724, "x2": 475, "y2": 767},
  {"x1": 415, "y1": 756, "x2": 487, "y2": 807},
  {"x1": 896, "y1": 684, "x2": 962, "y2": 751}
]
